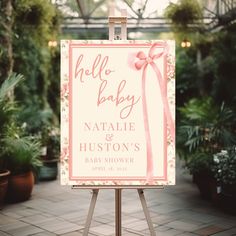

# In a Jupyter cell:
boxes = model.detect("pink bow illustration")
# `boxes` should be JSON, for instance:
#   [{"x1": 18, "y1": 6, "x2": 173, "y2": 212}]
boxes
[{"x1": 129, "y1": 42, "x2": 175, "y2": 183}]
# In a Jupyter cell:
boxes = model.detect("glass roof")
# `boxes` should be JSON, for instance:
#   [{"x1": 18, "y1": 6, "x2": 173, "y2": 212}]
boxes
[
  {"x1": 53, "y1": 0, "x2": 236, "y2": 36},
  {"x1": 54, "y1": 0, "x2": 178, "y2": 18}
]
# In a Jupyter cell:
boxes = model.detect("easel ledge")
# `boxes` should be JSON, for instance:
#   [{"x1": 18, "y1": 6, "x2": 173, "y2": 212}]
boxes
[{"x1": 72, "y1": 185, "x2": 164, "y2": 189}]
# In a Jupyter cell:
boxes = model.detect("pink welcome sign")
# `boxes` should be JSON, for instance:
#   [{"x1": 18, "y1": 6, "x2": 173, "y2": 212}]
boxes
[{"x1": 61, "y1": 40, "x2": 175, "y2": 186}]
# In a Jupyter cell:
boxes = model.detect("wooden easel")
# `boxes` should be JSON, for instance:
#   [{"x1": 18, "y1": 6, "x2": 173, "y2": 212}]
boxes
[
  {"x1": 108, "y1": 6, "x2": 127, "y2": 40},
  {"x1": 72, "y1": 186, "x2": 159, "y2": 236},
  {"x1": 74, "y1": 7, "x2": 158, "y2": 236}
]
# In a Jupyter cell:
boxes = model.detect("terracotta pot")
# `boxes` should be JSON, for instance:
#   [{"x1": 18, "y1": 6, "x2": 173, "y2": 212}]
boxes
[
  {"x1": 0, "y1": 170, "x2": 10, "y2": 209},
  {"x1": 7, "y1": 171, "x2": 34, "y2": 203}
]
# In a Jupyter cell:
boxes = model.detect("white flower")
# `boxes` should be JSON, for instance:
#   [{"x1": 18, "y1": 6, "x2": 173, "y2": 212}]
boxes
[
  {"x1": 22, "y1": 122, "x2": 27, "y2": 129},
  {"x1": 221, "y1": 150, "x2": 228, "y2": 154},
  {"x1": 213, "y1": 155, "x2": 220, "y2": 163}
]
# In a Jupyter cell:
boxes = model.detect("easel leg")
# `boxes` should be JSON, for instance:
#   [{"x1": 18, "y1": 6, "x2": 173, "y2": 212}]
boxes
[
  {"x1": 83, "y1": 189, "x2": 99, "y2": 236},
  {"x1": 138, "y1": 189, "x2": 156, "y2": 236},
  {"x1": 115, "y1": 189, "x2": 122, "y2": 236}
]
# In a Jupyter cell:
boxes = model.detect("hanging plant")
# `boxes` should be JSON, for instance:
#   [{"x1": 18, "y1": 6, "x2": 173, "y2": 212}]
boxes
[{"x1": 165, "y1": 0, "x2": 203, "y2": 30}]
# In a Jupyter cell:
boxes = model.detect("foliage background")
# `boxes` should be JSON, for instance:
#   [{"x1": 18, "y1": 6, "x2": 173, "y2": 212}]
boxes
[{"x1": 0, "y1": 0, "x2": 61, "y2": 132}]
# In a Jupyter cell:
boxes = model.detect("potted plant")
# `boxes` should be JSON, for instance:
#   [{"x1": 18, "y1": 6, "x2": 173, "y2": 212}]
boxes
[
  {"x1": 0, "y1": 74, "x2": 23, "y2": 208},
  {"x1": 4, "y1": 135, "x2": 42, "y2": 203},
  {"x1": 185, "y1": 153, "x2": 216, "y2": 200},
  {"x1": 177, "y1": 97, "x2": 236, "y2": 201},
  {"x1": 0, "y1": 152, "x2": 10, "y2": 209},
  {"x1": 17, "y1": 105, "x2": 59, "y2": 181},
  {"x1": 39, "y1": 127, "x2": 60, "y2": 181},
  {"x1": 212, "y1": 148, "x2": 236, "y2": 214}
]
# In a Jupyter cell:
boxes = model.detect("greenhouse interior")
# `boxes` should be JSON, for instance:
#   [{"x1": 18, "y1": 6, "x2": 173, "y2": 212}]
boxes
[{"x1": 0, "y1": 0, "x2": 236, "y2": 235}]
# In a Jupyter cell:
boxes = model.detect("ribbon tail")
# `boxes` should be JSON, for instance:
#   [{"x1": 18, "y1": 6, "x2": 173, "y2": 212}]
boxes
[
  {"x1": 141, "y1": 65, "x2": 154, "y2": 184},
  {"x1": 151, "y1": 63, "x2": 175, "y2": 144}
]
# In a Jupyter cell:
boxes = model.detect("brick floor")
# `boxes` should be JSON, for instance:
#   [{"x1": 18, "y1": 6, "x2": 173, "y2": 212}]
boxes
[
  {"x1": 0, "y1": 160, "x2": 235, "y2": 236},
  {"x1": 194, "y1": 225, "x2": 225, "y2": 236}
]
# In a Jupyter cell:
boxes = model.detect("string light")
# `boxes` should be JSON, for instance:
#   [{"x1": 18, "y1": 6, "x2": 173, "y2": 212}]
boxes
[
  {"x1": 48, "y1": 40, "x2": 57, "y2": 47},
  {"x1": 181, "y1": 39, "x2": 191, "y2": 48}
]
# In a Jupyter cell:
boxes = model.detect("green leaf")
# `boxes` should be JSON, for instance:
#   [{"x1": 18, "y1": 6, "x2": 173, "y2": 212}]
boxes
[{"x1": 0, "y1": 73, "x2": 24, "y2": 101}]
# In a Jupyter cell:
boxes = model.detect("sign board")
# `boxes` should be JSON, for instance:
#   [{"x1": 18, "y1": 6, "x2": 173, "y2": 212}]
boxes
[{"x1": 61, "y1": 40, "x2": 175, "y2": 186}]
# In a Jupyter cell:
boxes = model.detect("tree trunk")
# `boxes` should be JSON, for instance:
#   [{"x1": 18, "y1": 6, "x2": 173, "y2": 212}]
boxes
[{"x1": 0, "y1": 0, "x2": 13, "y2": 84}]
